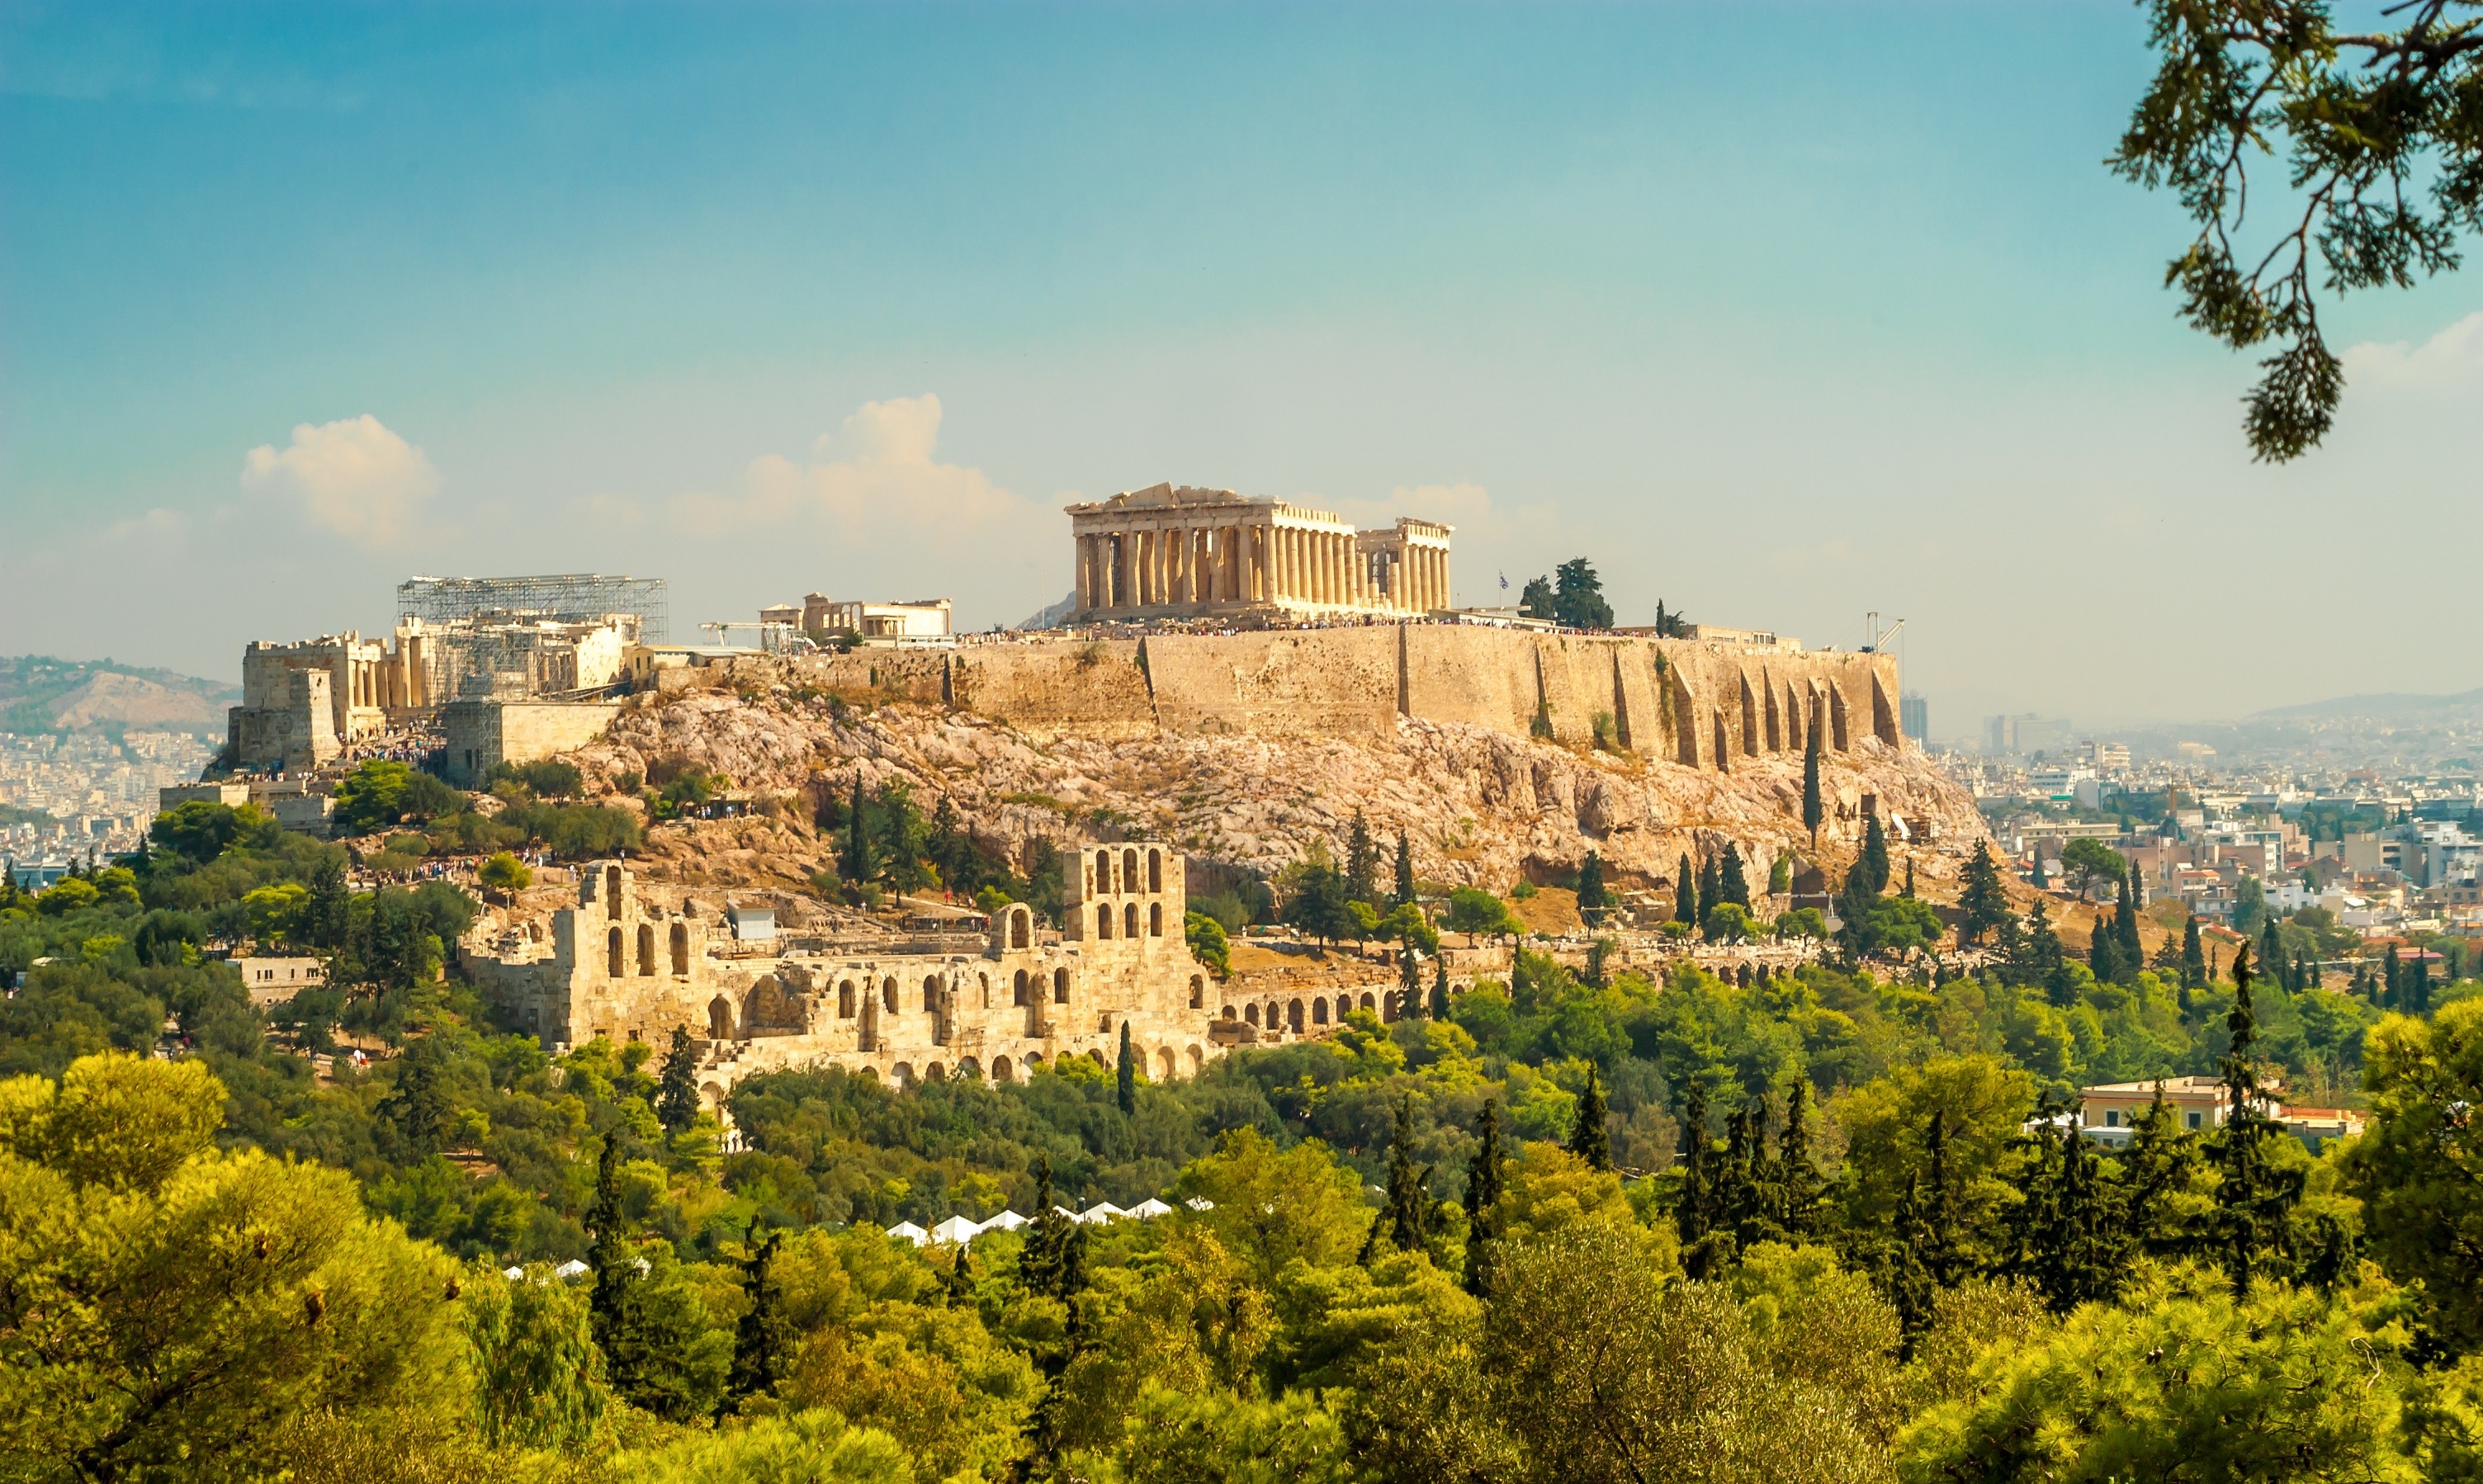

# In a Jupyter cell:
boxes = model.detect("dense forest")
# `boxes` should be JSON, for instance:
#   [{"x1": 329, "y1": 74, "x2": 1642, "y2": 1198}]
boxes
[{"x1": 12, "y1": 790, "x2": 2483, "y2": 1482}]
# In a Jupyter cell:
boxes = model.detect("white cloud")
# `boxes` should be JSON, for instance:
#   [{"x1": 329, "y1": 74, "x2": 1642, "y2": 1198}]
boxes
[
  {"x1": 239, "y1": 414, "x2": 438, "y2": 546},
  {"x1": 669, "y1": 395, "x2": 1029, "y2": 538},
  {"x1": 2343, "y1": 311, "x2": 2483, "y2": 393},
  {"x1": 102, "y1": 508, "x2": 189, "y2": 543}
]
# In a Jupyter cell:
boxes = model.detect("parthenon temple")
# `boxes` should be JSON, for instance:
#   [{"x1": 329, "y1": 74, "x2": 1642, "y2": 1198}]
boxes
[{"x1": 1067, "y1": 483, "x2": 1453, "y2": 619}]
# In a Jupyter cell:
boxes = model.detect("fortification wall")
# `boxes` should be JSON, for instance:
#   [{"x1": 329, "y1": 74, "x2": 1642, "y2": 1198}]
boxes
[
  {"x1": 949, "y1": 642, "x2": 1156, "y2": 737},
  {"x1": 442, "y1": 699, "x2": 624, "y2": 786},
  {"x1": 1140, "y1": 628, "x2": 1402, "y2": 737}
]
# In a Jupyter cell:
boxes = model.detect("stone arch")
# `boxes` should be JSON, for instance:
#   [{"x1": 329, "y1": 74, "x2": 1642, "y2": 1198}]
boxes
[
  {"x1": 856, "y1": 1065, "x2": 878, "y2": 1082},
  {"x1": 1220, "y1": 1003, "x2": 1236, "y2": 1019},
  {"x1": 1053, "y1": 967, "x2": 1070, "y2": 1004},
  {"x1": 745, "y1": 975, "x2": 789, "y2": 1030},
  {"x1": 1010, "y1": 905, "x2": 1031, "y2": 949},
  {"x1": 1123, "y1": 848, "x2": 1139, "y2": 887},
  {"x1": 1287, "y1": 1000, "x2": 1304, "y2": 1033},
  {"x1": 1156, "y1": 1047, "x2": 1176, "y2": 1080},
  {"x1": 637, "y1": 923, "x2": 655, "y2": 976},
  {"x1": 607, "y1": 927, "x2": 624, "y2": 977},
  {"x1": 1087, "y1": 1047, "x2": 1108, "y2": 1068},
  {"x1": 1189, "y1": 974, "x2": 1204, "y2": 1009},
  {"x1": 700, "y1": 1080, "x2": 726, "y2": 1109},
  {"x1": 892, "y1": 1061, "x2": 915, "y2": 1089},
  {"x1": 923, "y1": 975, "x2": 941, "y2": 1012},
  {"x1": 1024, "y1": 1052, "x2": 1045, "y2": 1070},
  {"x1": 859, "y1": 993, "x2": 879, "y2": 1051},
  {"x1": 958, "y1": 1056, "x2": 980, "y2": 1080},
  {"x1": 882, "y1": 976, "x2": 898, "y2": 1013},
  {"x1": 1312, "y1": 998, "x2": 1329, "y2": 1024},
  {"x1": 1149, "y1": 902, "x2": 1163, "y2": 937},
  {"x1": 839, "y1": 979, "x2": 856, "y2": 1018},
  {"x1": 1123, "y1": 902, "x2": 1139, "y2": 938},
  {"x1": 1186, "y1": 1045, "x2": 1204, "y2": 1074},
  {"x1": 991, "y1": 1055, "x2": 1014, "y2": 1084},
  {"x1": 1095, "y1": 848, "x2": 1114, "y2": 893},
  {"x1": 1147, "y1": 849, "x2": 1162, "y2": 893},
  {"x1": 925, "y1": 1061, "x2": 945, "y2": 1082},
  {"x1": 1245, "y1": 1003, "x2": 1261, "y2": 1026},
  {"x1": 1360, "y1": 992, "x2": 1376, "y2": 1013},
  {"x1": 977, "y1": 972, "x2": 991, "y2": 1008},
  {"x1": 1096, "y1": 904, "x2": 1114, "y2": 939},
  {"x1": 1336, "y1": 994, "x2": 1354, "y2": 1021},
  {"x1": 1014, "y1": 969, "x2": 1029, "y2": 1005},
  {"x1": 707, "y1": 994, "x2": 735, "y2": 1040},
  {"x1": 604, "y1": 865, "x2": 623, "y2": 918},
  {"x1": 1382, "y1": 990, "x2": 1399, "y2": 1023},
  {"x1": 669, "y1": 921, "x2": 689, "y2": 976}
]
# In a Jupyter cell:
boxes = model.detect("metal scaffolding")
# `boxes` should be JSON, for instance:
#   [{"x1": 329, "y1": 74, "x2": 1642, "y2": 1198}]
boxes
[{"x1": 396, "y1": 574, "x2": 669, "y2": 642}]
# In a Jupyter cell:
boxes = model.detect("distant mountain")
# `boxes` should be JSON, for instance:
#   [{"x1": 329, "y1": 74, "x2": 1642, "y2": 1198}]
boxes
[
  {"x1": 2251, "y1": 687, "x2": 2483, "y2": 721},
  {"x1": 0, "y1": 655, "x2": 238, "y2": 735}
]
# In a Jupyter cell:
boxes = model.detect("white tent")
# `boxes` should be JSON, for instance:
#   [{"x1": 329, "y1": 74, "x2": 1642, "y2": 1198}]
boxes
[
  {"x1": 1128, "y1": 1198, "x2": 1175, "y2": 1219},
  {"x1": 930, "y1": 1215, "x2": 984, "y2": 1245},
  {"x1": 980, "y1": 1210, "x2": 1031, "y2": 1231},
  {"x1": 1184, "y1": 1197, "x2": 1217, "y2": 1212},
  {"x1": 500, "y1": 1265, "x2": 525, "y2": 1279},
  {"x1": 1076, "y1": 1202, "x2": 1128, "y2": 1225},
  {"x1": 552, "y1": 1259, "x2": 590, "y2": 1280},
  {"x1": 887, "y1": 1221, "x2": 929, "y2": 1247}
]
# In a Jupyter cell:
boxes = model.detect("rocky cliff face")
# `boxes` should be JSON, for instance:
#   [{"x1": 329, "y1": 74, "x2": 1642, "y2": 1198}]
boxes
[{"x1": 565, "y1": 685, "x2": 1990, "y2": 902}]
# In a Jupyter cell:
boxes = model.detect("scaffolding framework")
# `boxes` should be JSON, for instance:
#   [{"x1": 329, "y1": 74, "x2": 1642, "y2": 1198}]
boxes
[{"x1": 396, "y1": 574, "x2": 669, "y2": 642}]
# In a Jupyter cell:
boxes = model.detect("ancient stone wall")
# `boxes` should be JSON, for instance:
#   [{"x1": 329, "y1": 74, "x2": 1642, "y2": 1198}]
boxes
[
  {"x1": 948, "y1": 643, "x2": 1156, "y2": 737},
  {"x1": 441, "y1": 698, "x2": 625, "y2": 785},
  {"x1": 1139, "y1": 628, "x2": 1402, "y2": 738}
]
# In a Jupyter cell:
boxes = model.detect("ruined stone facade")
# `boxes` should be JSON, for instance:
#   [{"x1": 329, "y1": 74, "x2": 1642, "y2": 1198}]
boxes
[
  {"x1": 461, "y1": 849, "x2": 1224, "y2": 1104},
  {"x1": 1067, "y1": 482, "x2": 1452, "y2": 620}
]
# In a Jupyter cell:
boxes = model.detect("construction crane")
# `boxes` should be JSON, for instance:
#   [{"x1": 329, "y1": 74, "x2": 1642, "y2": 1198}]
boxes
[{"x1": 1861, "y1": 612, "x2": 1906, "y2": 653}]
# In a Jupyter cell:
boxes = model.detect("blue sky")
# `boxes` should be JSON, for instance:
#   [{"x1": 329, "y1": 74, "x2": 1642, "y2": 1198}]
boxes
[{"x1": 4, "y1": 1, "x2": 2478, "y2": 735}]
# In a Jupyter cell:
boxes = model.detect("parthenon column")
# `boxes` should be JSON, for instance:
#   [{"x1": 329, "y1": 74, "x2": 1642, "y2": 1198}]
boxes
[{"x1": 1075, "y1": 536, "x2": 1092, "y2": 609}]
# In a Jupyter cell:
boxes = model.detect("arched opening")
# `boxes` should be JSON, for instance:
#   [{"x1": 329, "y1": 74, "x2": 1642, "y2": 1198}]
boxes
[
  {"x1": 857, "y1": 1066, "x2": 879, "y2": 1082},
  {"x1": 637, "y1": 923, "x2": 655, "y2": 976},
  {"x1": 1312, "y1": 999, "x2": 1329, "y2": 1025},
  {"x1": 1359, "y1": 992, "x2": 1375, "y2": 1013},
  {"x1": 1156, "y1": 1047, "x2": 1176, "y2": 1080},
  {"x1": 839, "y1": 980, "x2": 856, "y2": 1018},
  {"x1": 1245, "y1": 1003, "x2": 1261, "y2": 1026},
  {"x1": 925, "y1": 1061, "x2": 945, "y2": 1082},
  {"x1": 1087, "y1": 1048, "x2": 1108, "y2": 1068},
  {"x1": 923, "y1": 975, "x2": 941, "y2": 1012},
  {"x1": 892, "y1": 1061, "x2": 915, "y2": 1089},
  {"x1": 669, "y1": 922, "x2": 689, "y2": 976},
  {"x1": 1010, "y1": 907, "x2": 1031, "y2": 949},
  {"x1": 1287, "y1": 1000, "x2": 1304, "y2": 1033},
  {"x1": 1147, "y1": 849, "x2": 1162, "y2": 893},
  {"x1": 1096, "y1": 905, "x2": 1114, "y2": 939},
  {"x1": 1052, "y1": 967, "x2": 1070, "y2": 1004},
  {"x1": 991, "y1": 1055, "x2": 1014, "y2": 1084},
  {"x1": 1148, "y1": 902, "x2": 1163, "y2": 937},
  {"x1": 701, "y1": 1080, "x2": 726, "y2": 1110},
  {"x1": 978, "y1": 973, "x2": 991, "y2": 1008},
  {"x1": 1095, "y1": 848, "x2": 1114, "y2": 892},
  {"x1": 707, "y1": 995, "x2": 734, "y2": 1040},
  {"x1": 958, "y1": 1057, "x2": 980, "y2": 1080},
  {"x1": 1123, "y1": 848, "x2": 1139, "y2": 888},
  {"x1": 1186, "y1": 1045, "x2": 1204, "y2": 1074},
  {"x1": 607, "y1": 927, "x2": 624, "y2": 977},
  {"x1": 1013, "y1": 969, "x2": 1029, "y2": 1005},
  {"x1": 1024, "y1": 1052, "x2": 1045, "y2": 1071},
  {"x1": 1189, "y1": 975, "x2": 1204, "y2": 1009},
  {"x1": 604, "y1": 866, "x2": 623, "y2": 918},
  {"x1": 1123, "y1": 902, "x2": 1138, "y2": 938},
  {"x1": 882, "y1": 976, "x2": 897, "y2": 1013}
]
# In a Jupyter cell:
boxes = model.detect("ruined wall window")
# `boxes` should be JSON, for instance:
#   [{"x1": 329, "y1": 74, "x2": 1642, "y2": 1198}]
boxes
[
  {"x1": 1010, "y1": 908, "x2": 1030, "y2": 949},
  {"x1": 637, "y1": 924, "x2": 655, "y2": 976},
  {"x1": 979, "y1": 973, "x2": 991, "y2": 1008},
  {"x1": 1014, "y1": 969, "x2": 1029, "y2": 1005},
  {"x1": 1312, "y1": 999, "x2": 1328, "y2": 1024},
  {"x1": 607, "y1": 927, "x2": 623, "y2": 977},
  {"x1": 1147, "y1": 850, "x2": 1161, "y2": 893},
  {"x1": 669, "y1": 922, "x2": 689, "y2": 976},
  {"x1": 1096, "y1": 905, "x2": 1114, "y2": 939},
  {"x1": 1123, "y1": 848, "x2": 1139, "y2": 888},
  {"x1": 1096, "y1": 848, "x2": 1114, "y2": 892},
  {"x1": 1189, "y1": 975, "x2": 1204, "y2": 1009},
  {"x1": 839, "y1": 981, "x2": 855, "y2": 1018},
  {"x1": 708, "y1": 995, "x2": 733, "y2": 1040},
  {"x1": 1123, "y1": 902, "x2": 1139, "y2": 938},
  {"x1": 1053, "y1": 967, "x2": 1070, "y2": 1004},
  {"x1": 1246, "y1": 1004, "x2": 1260, "y2": 1026},
  {"x1": 923, "y1": 975, "x2": 940, "y2": 1012},
  {"x1": 604, "y1": 866, "x2": 622, "y2": 919},
  {"x1": 1148, "y1": 902, "x2": 1163, "y2": 937},
  {"x1": 882, "y1": 977, "x2": 897, "y2": 1013},
  {"x1": 1336, "y1": 994, "x2": 1354, "y2": 1021}
]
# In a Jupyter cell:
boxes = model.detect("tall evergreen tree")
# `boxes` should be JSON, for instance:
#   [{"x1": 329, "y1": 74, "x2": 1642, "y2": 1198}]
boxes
[
  {"x1": 1719, "y1": 843, "x2": 1751, "y2": 910},
  {"x1": 2030, "y1": 850, "x2": 2049, "y2": 891},
  {"x1": 2407, "y1": 949, "x2": 2431, "y2": 1013},
  {"x1": 1696, "y1": 853, "x2": 1723, "y2": 932},
  {"x1": 655, "y1": 1025, "x2": 702, "y2": 1134},
  {"x1": 1392, "y1": 830, "x2": 1416, "y2": 910},
  {"x1": 1018, "y1": 1156, "x2": 1089, "y2": 1306},
  {"x1": 1802, "y1": 731, "x2": 1824, "y2": 847},
  {"x1": 2115, "y1": 863, "x2": 2144, "y2": 969},
  {"x1": 1902, "y1": 857, "x2": 1917, "y2": 900},
  {"x1": 1568, "y1": 1066, "x2": 1610, "y2": 1172},
  {"x1": 1922, "y1": 1109, "x2": 1959, "y2": 1286},
  {"x1": 2211, "y1": 946, "x2": 2304, "y2": 1293},
  {"x1": 1576, "y1": 850, "x2": 1610, "y2": 929},
  {"x1": 1859, "y1": 811, "x2": 1891, "y2": 896},
  {"x1": 1463, "y1": 1099, "x2": 1506, "y2": 1297},
  {"x1": 1677, "y1": 852, "x2": 1700, "y2": 930},
  {"x1": 1778, "y1": 1076, "x2": 1820, "y2": 1238},
  {"x1": 2383, "y1": 944, "x2": 2402, "y2": 1009},
  {"x1": 1676, "y1": 1080, "x2": 1714, "y2": 1274},
  {"x1": 944, "y1": 1242, "x2": 976, "y2": 1306},
  {"x1": 1383, "y1": 1096, "x2": 1435, "y2": 1253},
  {"x1": 1431, "y1": 954, "x2": 1452, "y2": 1021},
  {"x1": 731, "y1": 1226, "x2": 792, "y2": 1400},
  {"x1": 2090, "y1": 921, "x2": 2124, "y2": 985},
  {"x1": 2260, "y1": 918, "x2": 2286, "y2": 992},
  {"x1": 2122, "y1": 1084, "x2": 2202, "y2": 1258},
  {"x1": 2181, "y1": 912, "x2": 2207, "y2": 987},
  {"x1": 1398, "y1": 937, "x2": 1426, "y2": 1019},
  {"x1": 840, "y1": 769, "x2": 874, "y2": 885},
  {"x1": 1345, "y1": 811, "x2": 1381, "y2": 910},
  {"x1": 1959, "y1": 842, "x2": 2010, "y2": 946},
  {"x1": 1115, "y1": 1021, "x2": 1136, "y2": 1115}
]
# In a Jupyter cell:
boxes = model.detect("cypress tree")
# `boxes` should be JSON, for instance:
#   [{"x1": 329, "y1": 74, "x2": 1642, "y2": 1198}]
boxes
[
  {"x1": 1891, "y1": 1177, "x2": 1936, "y2": 1354},
  {"x1": 2115, "y1": 863, "x2": 2144, "y2": 969},
  {"x1": 1697, "y1": 853, "x2": 1723, "y2": 932},
  {"x1": 1676, "y1": 1080, "x2": 1713, "y2": 1271},
  {"x1": 1383, "y1": 1095, "x2": 1434, "y2": 1253},
  {"x1": 2408, "y1": 950, "x2": 2431, "y2": 1013},
  {"x1": 1577, "y1": 850, "x2": 1609, "y2": 928},
  {"x1": 731, "y1": 1226, "x2": 792, "y2": 1399},
  {"x1": 2181, "y1": 912, "x2": 2206, "y2": 987},
  {"x1": 586, "y1": 1135, "x2": 635, "y2": 1373},
  {"x1": 1393, "y1": 830, "x2": 1416, "y2": 910},
  {"x1": 1431, "y1": 954, "x2": 1452, "y2": 1021},
  {"x1": 1960, "y1": 842, "x2": 2010, "y2": 945},
  {"x1": 1116, "y1": 1022, "x2": 1137, "y2": 1114},
  {"x1": 1719, "y1": 844, "x2": 1751, "y2": 910},
  {"x1": 1860, "y1": 811, "x2": 1891, "y2": 896},
  {"x1": 1463, "y1": 1099, "x2": 1506, "y2": 1297},
  {"x1": 2030, "y1": 850, "x2": 2049, "y2": 891},
  {"x1": 2212, "y1": 945, "x2": 2304, "y2": 1293},
  {"x1": 840, "y1": 769, "x2": 874, "y2": 885},
  {"x1": 2260, "y1": 918, "x2": 2286, "y2": 994},
  {"x1": 2090, "y1": 921, "x2": 2123, "y2": 985},
  {"x1": 944, "y1": 1241, "x2": 975, "y2": 1306},
  {"x1": 1346, "y1": 811, "x2": 1381, "y2": 909},
  {"x1": 655, "y1": 1024, "x2": 702, "y2": 1134},
  {"x1": 1779, "y1": 1076, "x2": 1820, "y2": 1238},
  {"x1": 2122, "y1": 1083, "x2": 2202, "y2": 1258},
  {"x1": 1568, "y1": 1066, "x2": 1610, "y2": 1172},
  {"x1": 2384, "y1": 944, "x2": 2402, "y2": 1009},
  {"x1": 1902, "y1": 857, "x2": 1917, "y2": 900},
  {"x1": 1802, "y1": 731, "x2": 1824, "y2": 847},
  {"x1": 1398, "y1": 938, "x2": 1426, "y2": 1018},
  {"x1": 1677, "y1": 853, "x2": 1700, "y2": 929},
  {"x1": 1923, "y1": 1109, "x2": 1958, "y2": 1287}
]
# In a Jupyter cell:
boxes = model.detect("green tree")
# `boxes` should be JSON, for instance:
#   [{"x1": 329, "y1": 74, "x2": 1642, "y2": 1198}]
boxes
[
  {"x1": 2058, "y1": 838, "x2": 2126, "y2": 898},
  {"x1": 1719, "y1": 842, "x2": 1751, "y2": 910},
  {"x1": 477, "y1": 850, "x2": 532, "y2": 893},
  {"x1": 1345, "y1": 812, "x2": 1381, "y2": 910},
  {"x1": 1802, "y1": 731, "x2": 1824, "y2": 847},
  {"x1": 1575, "y1": 851, "x2": 1609, "y2": 929},
  {"x1": 1464, "y1": 1099, "x2": 1506, "y2": 1298},
  {"x1": 2343, "y1": 998, "x2": 2483, "y2": 1348},
  {"x1": 1567, "y1": 1066, "x2": 1611, "y2": 1173},
  {"x1": 1959, "y1": 842, "x2": 2011, "y2": 947},
  {"x1": 1280, "y1": 860, "x2": 1357, "y2": 949},
  {"x1": 1444, "y1": 886, "x2": 1518, "y2": 943},
  {"x1": 1677, "y1": 852, "x2": 1701, "y2": 931},
  {"x1": 2110, "y1": 0, "x2": 2483, "y2": 461},
  {"x1": 1392, "y1": 830, "x2": 1416, "y2": 910},
  {"x1": 462, "y1": 1260, "x2": 611, "y2": 1451},
  {"x1": 1381, "y1": 1095, "x2": 1435, "y2": 1255},
  {"x1": 2182, "y1": 911, "x2": 2208, "y2": 987},
  {"x1": 655, "y1": 1024, "x2": 702, "y2": 1135},
  {"x1": 730, "y1": 1227, "x2": 792, "y2": 1403},
  {"x1": 1517, "y1": 575, "x2": 1556, "y2": 621},
  {"x1": 1858, "y1": 811, "x2": 1891, "y2": 896},
  {"x1": 1117, "y1": 1020, "x2": 1137, "y2": 1116},
  {"x1": 839, "y1": 770, "x2": 874, "y2": 886},
  {"x1": 1549, "y1": 558, "x2": 1615, "y2": 631},
  {"x1": 0, "y1": 1053, "x2": 461, "y2": 1482},
  {"x1": 1183, "y1": 910, "x2": 1230, "y2": 976},
  {"x1": 2211, "y1": 947, "x2": 2303, "y2": 1293},
  {"x1": 1174, "y1": 1129, "x2": 1369, "y2": 1285}
]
